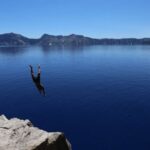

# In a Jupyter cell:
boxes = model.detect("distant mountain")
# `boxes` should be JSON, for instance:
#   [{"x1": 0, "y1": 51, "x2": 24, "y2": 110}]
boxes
[
  {"x1": 39, "y1": 34, "x2": 98, "y2": 46},
  {"x1": 0, "y1": 33, "x2": 150, "y2": 46},
  {"x1": 0, "y1": 33, "x2": 39, "y2": 46}
]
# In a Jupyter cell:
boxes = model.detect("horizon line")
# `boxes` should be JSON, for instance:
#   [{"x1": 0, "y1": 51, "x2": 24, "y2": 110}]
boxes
[{"x1": 0, "y1": 32, "x2": 150, "y2": 40}]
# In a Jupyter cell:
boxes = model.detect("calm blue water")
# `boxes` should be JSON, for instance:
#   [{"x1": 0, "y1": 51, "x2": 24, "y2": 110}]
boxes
[{"x1": 0, "y1": 45, "x2": 150, "y2": 150}]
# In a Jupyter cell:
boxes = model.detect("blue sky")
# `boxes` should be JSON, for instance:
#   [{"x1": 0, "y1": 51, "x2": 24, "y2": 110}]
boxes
[{"x1": 0, "y1": 0, "x2": 150, "y2": 38}]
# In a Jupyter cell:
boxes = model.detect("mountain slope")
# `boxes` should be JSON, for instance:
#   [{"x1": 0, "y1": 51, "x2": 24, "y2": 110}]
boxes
[{"x1": 0, "y1": 33, "x2": 150, "y2": 46}]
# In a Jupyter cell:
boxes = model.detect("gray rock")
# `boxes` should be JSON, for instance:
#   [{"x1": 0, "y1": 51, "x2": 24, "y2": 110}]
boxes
[{"x1": 0, "y1": 115, "x2": 71, "y2": 150}]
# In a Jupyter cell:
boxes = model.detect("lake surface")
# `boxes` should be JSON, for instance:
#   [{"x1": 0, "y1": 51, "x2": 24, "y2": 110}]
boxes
[{"x1": 0, "y1": 45, "x2": 150, "y2": 150}]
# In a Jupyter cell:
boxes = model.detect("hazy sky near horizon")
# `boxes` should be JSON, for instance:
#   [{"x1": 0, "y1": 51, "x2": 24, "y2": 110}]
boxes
[{"x1": 0, "y1": 0, "x2": 150, "y2": 38}]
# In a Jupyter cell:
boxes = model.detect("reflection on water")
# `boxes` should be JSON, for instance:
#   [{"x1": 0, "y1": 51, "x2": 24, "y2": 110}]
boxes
[
  {"x1": 0, "y1": 45, "x2": 87, "y2": 56},
  {"x1": 0, "y1": 46, "x2": 27, "y2": 55},
  {"x1": 1, "y1": 45, "x2": 150, "y2": 56},
  {"x1": 41, "y1": 45, "x2": 85, "y2": 51}
]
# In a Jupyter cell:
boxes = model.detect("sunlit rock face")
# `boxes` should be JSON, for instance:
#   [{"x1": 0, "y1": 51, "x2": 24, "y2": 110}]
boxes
[{"x1": 0, "y1": 115, "x2": 71, "y2": 150}]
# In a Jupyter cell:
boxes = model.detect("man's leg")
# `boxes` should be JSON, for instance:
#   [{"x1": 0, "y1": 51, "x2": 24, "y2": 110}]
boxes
[
  {"x1": 37, "y1": 65, "x2": 41, "y2": 82},
  {"x1": 38, "y1": 65, "x2": 41, "y2": 74},
  {"x1": 29, "y1": 65, "x2": 35, "y2": 80}
]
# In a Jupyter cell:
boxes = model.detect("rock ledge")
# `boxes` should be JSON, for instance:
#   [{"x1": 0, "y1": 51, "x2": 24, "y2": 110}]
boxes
[{"x1": 0, "y1": 115, "x2": 71, "y2": 150}]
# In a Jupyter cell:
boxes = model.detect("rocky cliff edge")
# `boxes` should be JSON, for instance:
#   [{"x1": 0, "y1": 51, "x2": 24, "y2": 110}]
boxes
[{"x1": 0, "y1": 115, "x2": 71, "y2": 150}]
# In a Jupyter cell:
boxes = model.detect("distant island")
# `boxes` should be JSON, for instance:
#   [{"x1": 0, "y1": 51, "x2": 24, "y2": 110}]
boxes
[{"x1": 0, "y1": 33, "x2": 150, "y2": 46}]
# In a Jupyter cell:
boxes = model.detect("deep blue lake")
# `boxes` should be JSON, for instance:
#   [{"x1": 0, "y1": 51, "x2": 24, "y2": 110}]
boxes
[{"x1": 0, "y1": 45, "x2": 150, "y2": 150}]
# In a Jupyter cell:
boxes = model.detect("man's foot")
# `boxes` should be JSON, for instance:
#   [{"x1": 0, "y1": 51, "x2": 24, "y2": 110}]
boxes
[{"x1": 29, "y1": 65, "x2": 33, "y2": 69}]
